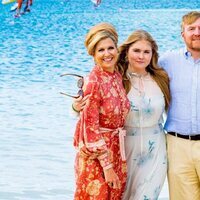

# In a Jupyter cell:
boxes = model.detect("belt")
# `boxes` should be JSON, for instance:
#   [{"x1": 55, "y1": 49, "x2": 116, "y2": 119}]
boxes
[
  {"x1": 168, "y1": 132, "x2": 200, "y2": 140},
  {"x1": 100, "y1": 127, "x2": 126, "y2": 161}
]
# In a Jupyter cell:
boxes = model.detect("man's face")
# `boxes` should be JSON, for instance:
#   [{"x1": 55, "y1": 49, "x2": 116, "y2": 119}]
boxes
[{"x1": 182, "y1": 18, "x2": 200, "y2": 52}]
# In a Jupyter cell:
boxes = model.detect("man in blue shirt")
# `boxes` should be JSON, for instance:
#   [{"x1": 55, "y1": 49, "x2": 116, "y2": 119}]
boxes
[{"x1": 159, "y1": 11, "x2": 200, "y2": 200}]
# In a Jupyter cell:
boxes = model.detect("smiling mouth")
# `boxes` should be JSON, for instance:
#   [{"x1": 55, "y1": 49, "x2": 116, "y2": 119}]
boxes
[
  {"x1": 136, "y1": 61, "x2": 145, "y2": 64},
  {"x1": 192, "y1": 40, "x2": 200, "y2": 43},
  {"x1": 103, "y1": 58, "x2": 113, "y2": 62},
  {"x1": 192, "y1": 37, "x2": 200, "y2": 40}
]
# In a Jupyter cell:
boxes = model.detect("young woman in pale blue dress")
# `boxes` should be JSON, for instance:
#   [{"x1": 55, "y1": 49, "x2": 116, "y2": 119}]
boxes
[
  {"x1": 72, "y1": 30, "x2": 170, "y2": 200},
  {"x1": 118, "y1": 30, "x2": 170, "y2": 200}
]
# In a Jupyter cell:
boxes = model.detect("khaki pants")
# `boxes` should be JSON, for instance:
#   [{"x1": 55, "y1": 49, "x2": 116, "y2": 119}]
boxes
[{"x1": 167, "y1": 134, "x2": 200, "y2": 200}]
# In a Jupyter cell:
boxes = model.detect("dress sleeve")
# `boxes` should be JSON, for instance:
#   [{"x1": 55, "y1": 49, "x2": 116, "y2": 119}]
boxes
[{"x1": 78, "y1": 77, "x2": 112, "y2": 170}]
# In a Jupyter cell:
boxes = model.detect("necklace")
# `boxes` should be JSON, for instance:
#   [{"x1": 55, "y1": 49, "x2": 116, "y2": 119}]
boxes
[
  {"x1": 126, "y1": 71, "x2": 150, "y2": 97},
  {"x1": 127, "y1": 71, "x2": 149, "y2": 78}
]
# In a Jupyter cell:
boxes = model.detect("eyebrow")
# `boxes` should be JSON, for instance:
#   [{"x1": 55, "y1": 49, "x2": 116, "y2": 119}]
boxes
[{"x1": 132, "y1": 48, "x2": 151, "y2": 51}]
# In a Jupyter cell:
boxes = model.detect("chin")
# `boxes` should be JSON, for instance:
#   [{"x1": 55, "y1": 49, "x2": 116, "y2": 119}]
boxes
[{"x1": 192, "y1": 46, "x2": 200, "y2": 51}]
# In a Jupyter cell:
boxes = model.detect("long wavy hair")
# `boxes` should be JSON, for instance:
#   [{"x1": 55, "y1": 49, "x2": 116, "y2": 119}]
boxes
[{"x1": 118, "y1": 30, "x2": 170, "y2": 110}]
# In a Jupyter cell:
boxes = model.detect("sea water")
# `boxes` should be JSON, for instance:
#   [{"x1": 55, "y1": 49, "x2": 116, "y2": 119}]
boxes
[{"x1": 0, "y1": 0, "x2": 199, "y2": 199}]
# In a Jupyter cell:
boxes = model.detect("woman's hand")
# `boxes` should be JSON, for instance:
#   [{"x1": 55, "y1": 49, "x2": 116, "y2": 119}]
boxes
[
  {"x1": 72, "y1": 95, "x2": 90, "y2": 112},
  {"x1": 103, "y1": 167, "x2": 121, "y2": 189}
]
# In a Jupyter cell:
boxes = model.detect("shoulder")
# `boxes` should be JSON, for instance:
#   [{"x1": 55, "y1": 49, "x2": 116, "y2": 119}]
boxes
[
  {"x1": 158, "y1": 48, "x2": 183, "y2": 71},
  {"x1": 83, "y1": 71, "x2": 100, "y2": 97},
  {"x1": 115, "y1": 71, "x2": 122, "y2": 79},
  {"x1": 87, "y1": 66, "x2": 101, "y2": 82},
  {"x1": 159, "y1": 48, "x2": 184, "y2": 62},
  {"x1": 84, "y1": 67, "x2": 101, "y2": 90},
  {"x1": 160, "y1": 49, "x2": 177, "y2": 61}
]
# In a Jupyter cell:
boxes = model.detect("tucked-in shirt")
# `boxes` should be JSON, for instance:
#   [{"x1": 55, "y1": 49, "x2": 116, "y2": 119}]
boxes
[{"x1": 159, "y1": 47, "x2": 200, "y2": 135}]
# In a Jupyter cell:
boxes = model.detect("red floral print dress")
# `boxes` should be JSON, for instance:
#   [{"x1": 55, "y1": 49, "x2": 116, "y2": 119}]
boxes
[{"x1": 73, "y1": 65, "x2": 130, "y2": 200}]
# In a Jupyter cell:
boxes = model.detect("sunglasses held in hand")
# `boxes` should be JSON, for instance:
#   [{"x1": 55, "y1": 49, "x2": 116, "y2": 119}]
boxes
[{"x1": 60, "y1": 73, "x2": 84, "y2": 98}]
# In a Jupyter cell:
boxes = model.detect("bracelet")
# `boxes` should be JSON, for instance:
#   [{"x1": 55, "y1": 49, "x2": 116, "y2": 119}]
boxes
[{"x1": 72, "y1": 104, "x2": 79, "y2": 113}]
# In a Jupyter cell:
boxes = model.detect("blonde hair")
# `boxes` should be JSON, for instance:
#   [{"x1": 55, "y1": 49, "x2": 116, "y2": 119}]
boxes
[
  {"x1": 181, "y1": 11, "x2": 200, "y2": 32},
  {"x1": 85, "y1": 22, "x2": 118, "y2": 56},
  {"x1": 118, "y1": 30, "x2": 170, "y2": 110}
]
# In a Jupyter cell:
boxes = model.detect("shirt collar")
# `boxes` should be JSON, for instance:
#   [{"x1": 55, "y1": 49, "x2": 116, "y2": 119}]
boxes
[
  {"x1": 183, "y1": 47, "x2": 192, "y2": 59},
  {"x1": 183, "y1": 47, "x2": 200, "y2": 63}
]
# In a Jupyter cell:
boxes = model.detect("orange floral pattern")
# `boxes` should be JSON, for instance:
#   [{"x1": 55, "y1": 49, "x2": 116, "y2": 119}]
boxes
[{"x1": 74, "y1": 65, "x2": 130, "y2": 199}]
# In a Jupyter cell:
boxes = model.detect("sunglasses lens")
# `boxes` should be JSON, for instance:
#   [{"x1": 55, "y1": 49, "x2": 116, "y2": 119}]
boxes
[
  {"x1": 78, "y1": 89, "x2": 84, "y2": 97},
  {"x1": 77, "y1": 78, "x2": 84, "y2": 88},
  {"x1": 60, "y1": 74, "x2": 84, "y2": 98}
]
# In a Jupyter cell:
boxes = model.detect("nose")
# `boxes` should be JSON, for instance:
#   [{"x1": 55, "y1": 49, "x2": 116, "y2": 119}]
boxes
[
  {"x1": 104, "y1": 49, "x2": 110, "y2": 55},
  {"x1": 139, "y1": 52, "x2": 144, "y2": 59},
  {"x1": 194, "y1": 27, "x2": 200, "y2": 35}
]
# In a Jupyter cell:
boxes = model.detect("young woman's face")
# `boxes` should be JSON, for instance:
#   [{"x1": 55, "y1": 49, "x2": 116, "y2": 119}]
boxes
[
  {"x1": 94, "y1": 38, "x2": 118, "y2": 73},
  {"x1": 127, "y1": 40, "x2": 152, "y2": 74}
]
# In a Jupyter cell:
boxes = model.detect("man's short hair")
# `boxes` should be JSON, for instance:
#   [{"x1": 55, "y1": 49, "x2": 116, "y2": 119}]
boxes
[{"x1": 181, "y1": 11, "x2": 200, "y2": 32}]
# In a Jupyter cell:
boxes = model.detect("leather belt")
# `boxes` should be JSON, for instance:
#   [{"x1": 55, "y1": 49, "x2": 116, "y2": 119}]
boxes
[{"x1": 168, "y1": 132, "x2": 200, "y2": 141}]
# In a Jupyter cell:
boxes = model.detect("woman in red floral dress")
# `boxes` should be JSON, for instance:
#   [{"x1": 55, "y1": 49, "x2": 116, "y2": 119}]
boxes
[{"x1": 73, "y1": 23, "x2": 130, "y2": 199}]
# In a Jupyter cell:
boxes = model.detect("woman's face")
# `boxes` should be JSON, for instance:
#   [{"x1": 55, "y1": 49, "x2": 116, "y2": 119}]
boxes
[
  {"x1": 127, "y1": 39, "x2": 152, "y2": 74},
  {"x1": 94, "y1": 37, "x2": 118, "y2": 73}
]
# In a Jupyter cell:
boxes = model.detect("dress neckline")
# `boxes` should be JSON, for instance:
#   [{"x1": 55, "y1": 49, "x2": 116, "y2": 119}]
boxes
[
  {"x1": 96, "y1": 65, "x2": 116, "y2": 75},
  {"x1": 126, "y1": 71, "x2": 150, "y2": 80}
]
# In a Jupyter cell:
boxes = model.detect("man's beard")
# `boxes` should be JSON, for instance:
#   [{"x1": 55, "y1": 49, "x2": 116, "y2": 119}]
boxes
[
  {"x1": 191, "y1": 46, "x2": 200, "y2": 52},
  {"x1": 188, "y1": 40, "x2": 200, "y2": 52}
]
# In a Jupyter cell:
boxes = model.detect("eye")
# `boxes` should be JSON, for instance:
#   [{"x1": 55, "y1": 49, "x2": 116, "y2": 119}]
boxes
[
  {"x1": 188, "y1": 27, "x2": 195, "y2": 31},
  {"x1": 133, "y1": 49, "x2": 140, "y2": 53},
  {"x1": 108, "y1": 46, "x2": 115, "y2": 50},
  {"x1": 98, "y1": 48, "x2": 104, "y2": 52},
  {"x1": 144, "y1": 50, "x2": 151, "y2": 54}
]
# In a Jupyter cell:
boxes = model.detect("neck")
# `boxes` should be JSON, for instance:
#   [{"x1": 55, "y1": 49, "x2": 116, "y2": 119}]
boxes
[
  {"x1": 192, "y1": 52, "x2": 200, "y2": 60},
  {"x1": 127, "y1": 69, "x2": 148, "y2": 76},
  {"x1": 96, "y1": 65, "x2": 115, "y2": 73}
]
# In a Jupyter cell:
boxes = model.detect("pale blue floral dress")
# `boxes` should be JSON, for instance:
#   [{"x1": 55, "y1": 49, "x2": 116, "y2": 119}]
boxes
[{"x1": 122, "y1": 72, "x2": 167, "y2": 200}]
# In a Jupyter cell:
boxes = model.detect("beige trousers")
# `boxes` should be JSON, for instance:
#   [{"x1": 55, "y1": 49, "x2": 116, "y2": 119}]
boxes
[{"x1": 167, "y1": 134, "x2": 200, "y2": 200}]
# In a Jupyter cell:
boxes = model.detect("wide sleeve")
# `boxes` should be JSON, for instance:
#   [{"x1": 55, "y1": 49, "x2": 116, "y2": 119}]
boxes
[{"x1": 75, "y1": 76, "x2": 112, "y2": 170}]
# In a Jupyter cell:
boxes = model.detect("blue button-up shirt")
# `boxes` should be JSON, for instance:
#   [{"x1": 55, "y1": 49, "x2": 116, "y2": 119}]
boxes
[{"x1": 159, "y1": 47, "x2": 200, "y2": 135}]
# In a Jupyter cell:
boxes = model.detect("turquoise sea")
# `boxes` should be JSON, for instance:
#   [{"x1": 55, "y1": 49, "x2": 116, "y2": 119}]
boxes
[{"x1": 0, "y1": 0, "x2": 199, "y2": 199}]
